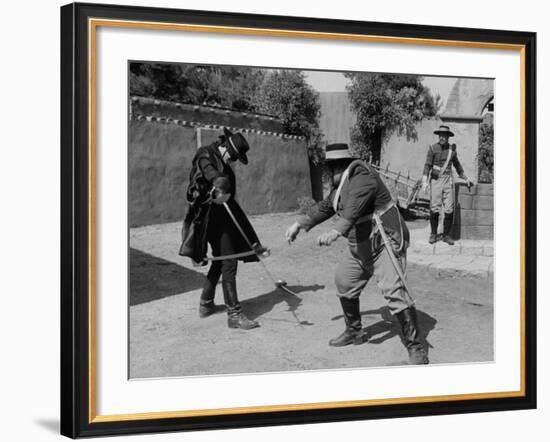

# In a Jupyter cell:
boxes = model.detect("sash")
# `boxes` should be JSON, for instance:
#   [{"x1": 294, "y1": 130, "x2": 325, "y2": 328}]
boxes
[
  {"x1": 439, "y1": 146, "x2": 453, "y2": 175},
  {"x1": 332, "y1": 167, "x2": 350, "y2": 212}
]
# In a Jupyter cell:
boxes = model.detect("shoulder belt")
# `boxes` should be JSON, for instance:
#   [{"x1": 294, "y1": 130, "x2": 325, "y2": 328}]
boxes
[{"x1": 331, "y1": 159, "x2": 375, "y2": 214}]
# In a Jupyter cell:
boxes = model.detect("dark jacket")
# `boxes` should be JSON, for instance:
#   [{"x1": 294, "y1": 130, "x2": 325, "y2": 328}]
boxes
[
  {"x1": 423, "y1": 142, "x2": 465, "y2": 178},
  {"x1": 297, "y1": 160, "x2": 409, "y2": 252},
  {"x1": 179, "y1": 142, "x2": 260, "y2": 264}
]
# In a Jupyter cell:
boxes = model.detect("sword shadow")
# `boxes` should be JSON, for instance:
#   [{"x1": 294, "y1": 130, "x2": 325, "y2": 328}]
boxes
[{"x1": 241, "y1": 284, "x2": 324, "y2": 323}]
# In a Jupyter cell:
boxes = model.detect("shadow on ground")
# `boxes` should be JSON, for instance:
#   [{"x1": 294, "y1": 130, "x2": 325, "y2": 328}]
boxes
[
  {"x1": 242, "y1": 284, "x2": 324, "y2": 323},
  {"x1": 130, "y1": 248, "x2": 204, "y2": 305},
  {"x1": 332, "y1": 306, "x2": 437, "y2": 353}
]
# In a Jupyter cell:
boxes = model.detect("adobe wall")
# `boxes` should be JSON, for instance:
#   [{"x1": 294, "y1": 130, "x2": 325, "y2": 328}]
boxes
[{"x1": 129, "y1": 120, "x2": 311, "y2": 227}]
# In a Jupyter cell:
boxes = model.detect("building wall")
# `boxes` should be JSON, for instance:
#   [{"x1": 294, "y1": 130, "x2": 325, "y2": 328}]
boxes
[
  {"x1": 453, "y1": 183, "x2": 494, "y2": 240},
  {"x1": 318, "y1": 92, "x2": 356, "y2": 145},
  {"x1": 129, "y1": 121, "x2": 311, "y2": 227}
]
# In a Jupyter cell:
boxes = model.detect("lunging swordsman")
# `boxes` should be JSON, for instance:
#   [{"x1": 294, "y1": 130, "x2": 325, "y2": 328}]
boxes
[{"x1": 285, "y1": 144, "x2": 429, "y2": 365}]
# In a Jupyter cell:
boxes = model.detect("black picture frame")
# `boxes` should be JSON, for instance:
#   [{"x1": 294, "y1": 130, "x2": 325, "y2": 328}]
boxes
[{"x1": 61, "y1": 2, "x2": 537, "y2": 438}]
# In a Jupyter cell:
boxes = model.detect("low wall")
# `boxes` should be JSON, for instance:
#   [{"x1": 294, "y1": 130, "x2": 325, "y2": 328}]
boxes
[
  {"x1": 452, "y1": 183, "x2": 494, "y2": 240},
  {"x1": 129, "y1": 121, "x2": 312, "y2": 227}
]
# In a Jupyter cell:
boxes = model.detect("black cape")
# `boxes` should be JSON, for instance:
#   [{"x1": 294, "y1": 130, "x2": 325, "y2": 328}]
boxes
[{"x1": 179, "y1": 142, "x2": 261, "y2": 264}]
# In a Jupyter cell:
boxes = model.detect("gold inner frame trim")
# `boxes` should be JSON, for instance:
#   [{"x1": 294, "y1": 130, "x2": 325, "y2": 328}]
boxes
[{"x1": 88, "y1": 17, "x2": 527, "y2": 424}]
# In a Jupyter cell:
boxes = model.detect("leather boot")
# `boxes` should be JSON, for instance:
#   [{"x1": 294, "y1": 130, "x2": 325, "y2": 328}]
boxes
[
  {"x1": 442, "y1": 213, "x2": 455, "y2": 245},
  {"x1": 396, "y1": 307, "x2": 429, "y2": 364},
  {"x1": 222, "y1": 281, "x2": 259, "y2": 330},
  {"x1": 199, "y1": 273, "x2": 219, "y2": 318},
  {"x1": 429, "y1": 211, "x2": 439, "y2": 244},
  {"x1": 329, "y1": 298, "x2": 367, "y2": 347}
]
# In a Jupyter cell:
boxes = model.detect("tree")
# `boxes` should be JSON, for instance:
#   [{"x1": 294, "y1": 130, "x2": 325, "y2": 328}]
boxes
[
  {"x1": 129, "y1": 62, "x2": 265, "y2": 110},
  {"x1": 345, "y1": 73, "x2": 440, "y2": 164},
  {"x1": 252, "y1": 70, "x2": 323, "y2": 162},
  {"x1": 478, "y1": 118, "x2": 494, "y2": 183},
  {"x1": 129, "y1": 63, "x2": 323, "y2": 161}
]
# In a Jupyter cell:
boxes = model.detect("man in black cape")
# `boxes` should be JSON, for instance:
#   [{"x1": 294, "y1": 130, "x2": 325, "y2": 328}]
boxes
[{"x1": 179, "y1": 128, "x2": 265, "y2": 330}]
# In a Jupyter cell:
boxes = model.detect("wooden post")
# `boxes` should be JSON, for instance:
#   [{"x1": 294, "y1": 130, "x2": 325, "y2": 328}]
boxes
[{"x1": 196, "y1": 127, "x2": 202, "y2": 149}]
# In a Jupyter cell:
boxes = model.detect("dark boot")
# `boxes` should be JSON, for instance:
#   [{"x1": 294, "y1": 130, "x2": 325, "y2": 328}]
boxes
[
  {"x1": 329, "y1": 298, "x2": 367, "y2": 347},
  {"x1": 222, "y1": 281, "x2": 259, "y2": 330},
  {"x1": 199, "y1": 266, "x2": 220, "y2": 318},
  {"x1": 442, "y1": 213, "x2": 455, "y2": 245},
  {"x1": 429, "y1": 211, "x2": 439, "y2": 244},
  {"x1": 396, "y1": 307, "x2": 429, "y2": 364}
]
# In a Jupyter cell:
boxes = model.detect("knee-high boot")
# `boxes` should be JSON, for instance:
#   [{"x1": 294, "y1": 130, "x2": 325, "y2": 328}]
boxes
[
  {"x1": 199, "y1": 264, "x2": 221, "y2": 318},
  {"x1": 429, "y1": 211, "x2": 439, "y2": 244},
  {"x1": 395, "y1": 307, "x2": 429, "y2": 364},
  {"x1": 442, "y1": 213, "x2": 455, "y2": 245},
  {"x1": 329, "y1": 297, "x2": 366, "y2": 347},
  {"x1": 222, "y1": 281, "x2": 259, "y2": 330}
]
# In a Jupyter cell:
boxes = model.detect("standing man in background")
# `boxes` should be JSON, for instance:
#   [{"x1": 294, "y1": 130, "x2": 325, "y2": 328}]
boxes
[{"x1": 421, "y1": 125, "x2": 473, "y2": 245}]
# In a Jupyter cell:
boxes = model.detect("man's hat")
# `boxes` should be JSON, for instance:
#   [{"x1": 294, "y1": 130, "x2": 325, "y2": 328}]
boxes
[
  {"x1": 434, "y1": 125, "x2": 455, "y2": 137},
  {"x1": 325, "y1": 143, "x2": 354, "y2": 161},
  {"x1": 223, "y1": 127, "x2": 250, "y2": 164}
]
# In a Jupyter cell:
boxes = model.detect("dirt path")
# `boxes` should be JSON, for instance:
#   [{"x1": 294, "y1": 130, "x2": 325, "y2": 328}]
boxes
[{"x1": 129, "y1": 213, "x2": 493, "y2": 378}]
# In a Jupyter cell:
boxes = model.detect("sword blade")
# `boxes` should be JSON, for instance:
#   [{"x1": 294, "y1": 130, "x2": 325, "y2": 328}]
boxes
[{"x1": 373, "y1": 214, "x2": 416, "y2": 306}]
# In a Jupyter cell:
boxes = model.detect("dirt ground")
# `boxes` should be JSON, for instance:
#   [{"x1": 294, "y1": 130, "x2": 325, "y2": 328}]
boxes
[{"x1": 129, "y1": 213, "x2": 493, "y2": 379}]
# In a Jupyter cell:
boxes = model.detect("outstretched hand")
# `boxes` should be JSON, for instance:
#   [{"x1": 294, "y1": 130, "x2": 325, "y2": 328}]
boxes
[
  {"x1": 317, "y1": 229, "x2": 341, "y2": 246},
  {"x1": 285, "y1": 222, "x2": 301, "y2": 244}
]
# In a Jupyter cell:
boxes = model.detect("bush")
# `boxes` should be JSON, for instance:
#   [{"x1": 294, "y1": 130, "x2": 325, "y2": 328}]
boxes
[
  {"x1": 478, "y1": 120, "x2": 494, "y2": 183},
  {"x1": 297, "y1": 196, "x2": 317, "y2": 215},
  {"x1": 345, "y1": 73, "x2": 440, "y2": 164}
]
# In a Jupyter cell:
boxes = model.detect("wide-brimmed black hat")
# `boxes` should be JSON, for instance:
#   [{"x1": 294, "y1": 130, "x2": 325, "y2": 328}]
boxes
[
  {"x1": 434, "y1": 125, "x2": 455, "y2": 137},
  {"x1": 223, "y1": 127, "x2": 250, "y2": 164},
  {"x1": 325, "y1": 143, "x2": 354, "y2": 161}
]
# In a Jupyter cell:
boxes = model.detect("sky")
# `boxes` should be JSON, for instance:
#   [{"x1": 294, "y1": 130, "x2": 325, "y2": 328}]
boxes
[{"x1": 303, "y1": 70, "x2": 456, "y2": 109}]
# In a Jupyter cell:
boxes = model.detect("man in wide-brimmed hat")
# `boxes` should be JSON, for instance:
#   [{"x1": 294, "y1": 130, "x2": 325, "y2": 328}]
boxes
[
  {"x1": 179, "y1": 127, "x2": 265, "y2": 330},
  {"x1": 285, "y1": 143, "x2": 429, "y2": 365},
  {"x1": 421, "y1": 125, "x2": 473, "y2": 245}
]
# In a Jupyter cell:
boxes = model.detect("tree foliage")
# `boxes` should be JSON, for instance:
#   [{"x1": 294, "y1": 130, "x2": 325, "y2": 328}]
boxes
[
  {"x1": 345, "y1": 73, "x2": 440, "y2": 163},
  {"x1": 252, "y1": 70, "x2": 323, "y2": 162},
  {"x1": 130, "y1": 64, "x2": 323, "y2": 161},
  {"x1": 129, "y1": 63, "x2": 265, "y2": 110},
  {"x1": 478, "y1": 119, "x2": 494, "y2": 183}
]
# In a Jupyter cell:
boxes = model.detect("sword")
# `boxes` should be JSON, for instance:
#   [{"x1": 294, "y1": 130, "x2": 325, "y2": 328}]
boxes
[
  {"x1": 221, "y1": 202, "x2": 300, "y2": 298},
  {"x1": 373, "y1": 213, "x2": 415, "y2": 306},
  {"x1": 204, "y1": 250, "x2": 258, "y2": 261}
]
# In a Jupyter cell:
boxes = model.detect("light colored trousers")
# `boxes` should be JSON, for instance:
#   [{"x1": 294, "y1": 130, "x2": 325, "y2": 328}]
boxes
[
  {"x1": 430, "y1": 173, "x2": 454, "y2": 214},
  {"x1": 334, "y1": 237, "x2": 413, "y2": 315}
]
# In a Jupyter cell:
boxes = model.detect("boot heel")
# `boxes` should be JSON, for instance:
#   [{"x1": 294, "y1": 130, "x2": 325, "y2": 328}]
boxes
[{"x1": 353, "y1": 330, "x2": 370, "y2": 345}]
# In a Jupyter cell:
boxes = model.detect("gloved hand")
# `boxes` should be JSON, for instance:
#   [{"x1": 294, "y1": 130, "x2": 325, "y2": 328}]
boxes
[
  {"x1": 210, "y1": 177, "x2": 231, "y2": 204},
  {"x1": 461, "y1": 176, "x2": 474, "y2": 190},
  {"x1": 211, "y1": 190, "x2": 230, "y2": 204},
  {"x1": 317, "y1": 229, "x2": 341, "y2": 246},
  {"x1": 285, "y1": 222, "x2": 301, "y2": 244},
  {"x1": 213, "y1": 176, "x2": 231, "y2": 193}
]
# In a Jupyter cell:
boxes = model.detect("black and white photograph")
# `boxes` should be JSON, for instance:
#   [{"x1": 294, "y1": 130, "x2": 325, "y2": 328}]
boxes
[{"x1": 128, "y1": 62, "x2": 495, "y2": 378}]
